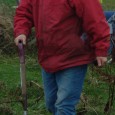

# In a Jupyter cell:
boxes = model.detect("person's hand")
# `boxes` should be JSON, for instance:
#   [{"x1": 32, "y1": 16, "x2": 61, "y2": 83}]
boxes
[
  {"x1": 14, "y1": 34, "x2": 26, "y2": 46},
  {"x1": 96, "y1": 57, "x2": 107, "y2": 67}
]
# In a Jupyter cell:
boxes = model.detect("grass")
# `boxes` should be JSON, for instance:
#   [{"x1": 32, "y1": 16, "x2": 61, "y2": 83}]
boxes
[
  {"x1": 103, "y1": 0, "x2": 115, "y2": 10},
  {"x1": 0, "y1": 0, "x2": 115, "y2": 115},
  {"x1": 0, "y1": 0, "x2": 16, "y2": 6},
  {"x1": 79, "y1": 63, "x2": 115, "y2": 115},
  {"x1": 0, "y1": 55, "x2": 51, "y2": 115},
  {"x1": 0, "y1": 55, "x2": 115, "y2": 115}
]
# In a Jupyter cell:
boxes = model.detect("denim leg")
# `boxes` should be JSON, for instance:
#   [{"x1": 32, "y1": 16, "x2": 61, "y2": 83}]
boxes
[
  {"x1": 108, "y1": 40, "x2": 113, "y2": 55},
  {"x1": 41, "y1": 69, "x2": 57, "y2": 114},
  {"x1": 55, "y1": 65, "x2": 87, "y2": 115}
]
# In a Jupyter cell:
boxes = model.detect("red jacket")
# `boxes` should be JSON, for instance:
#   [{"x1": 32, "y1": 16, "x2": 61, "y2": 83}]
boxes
[{"x1": 14, "y1": 0, "x2": 110, "y2": 72}]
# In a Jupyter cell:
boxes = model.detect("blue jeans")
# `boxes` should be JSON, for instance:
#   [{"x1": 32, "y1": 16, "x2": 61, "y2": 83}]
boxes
[{"x1": 42, "y1": 65, "x2": 87, "y2": 115}]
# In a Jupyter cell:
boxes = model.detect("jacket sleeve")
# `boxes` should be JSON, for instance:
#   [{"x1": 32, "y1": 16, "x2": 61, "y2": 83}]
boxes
[
  {"x1": 14, "y1": 0, "x2": 34, "y2": 38},
  {"x1": 71, "y1": 0, "x2": 110, "y2": 56}
]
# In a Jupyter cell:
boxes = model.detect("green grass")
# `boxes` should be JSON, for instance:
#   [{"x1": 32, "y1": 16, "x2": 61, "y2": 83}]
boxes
[
  {"x1": 0, "y1": 55, "x2": 45, "y2": 114},
  {"x1": 103, "y1": 0, "x2": 115, "y2": 10},
  {"x1": 0, "y1": 0, "x2": 16, "y2": 6},
  {"x1": 0, "y1": 55, "x2": 42, "y2": 86},
  {"x1": 0, "y1": 55, "x2": 51, "y2": 115},
  {"x1": 0, "y1": 55, "x2": 115, "y2": 115}
]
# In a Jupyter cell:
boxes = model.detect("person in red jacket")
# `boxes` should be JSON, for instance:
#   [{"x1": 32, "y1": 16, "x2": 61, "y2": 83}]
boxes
[{"x1": 14, "y1": 0, "x2": 110, "y2": 114}]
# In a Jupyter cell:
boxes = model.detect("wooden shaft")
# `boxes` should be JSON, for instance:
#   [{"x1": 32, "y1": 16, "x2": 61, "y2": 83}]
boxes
[{"x1": 20, "y1": 64, "x2": 26, "y2": 95}]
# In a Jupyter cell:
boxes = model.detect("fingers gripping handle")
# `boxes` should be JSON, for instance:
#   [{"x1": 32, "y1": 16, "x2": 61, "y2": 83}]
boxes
[{"x1": 18, "y1": 41, "x2": 25, "y2": 64}]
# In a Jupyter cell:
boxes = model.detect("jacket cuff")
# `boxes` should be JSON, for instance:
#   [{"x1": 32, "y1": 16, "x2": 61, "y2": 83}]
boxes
[
  {"x1": 14, "y1": 30, "x2": 28, "y2": 38},
  {"x1": 95, "y1": 49, "x2": 108, "y2": 57}
]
